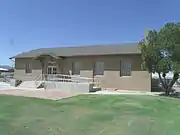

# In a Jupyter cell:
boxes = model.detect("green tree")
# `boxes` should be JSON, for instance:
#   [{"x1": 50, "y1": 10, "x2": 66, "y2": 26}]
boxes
[{"x1": 139, "y1": 23, "x2": 180, "y2": 95}]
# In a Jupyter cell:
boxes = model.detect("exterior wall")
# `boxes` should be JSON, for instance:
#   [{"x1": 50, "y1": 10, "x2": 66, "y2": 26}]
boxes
[
  {"x1": 14, "y1": 57, "x2": 63, "y2": 81},
  {"x1": 14, "y1": 58, "x2": 42, "y2": 81},
  {"x1": 14, "y1": 54, "x2": 151, "y2": 91},
  {"x1": 62, "y1": 54, "x2": 151, "y2": 91},
  {"x1": 40, "y1": 56, "x2": 63, "y2": 74}
]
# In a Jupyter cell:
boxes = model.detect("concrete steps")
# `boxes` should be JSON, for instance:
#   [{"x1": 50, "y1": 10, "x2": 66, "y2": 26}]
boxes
[{"x1": 18, "y1": 81, "x2": 44, "y2": 89}]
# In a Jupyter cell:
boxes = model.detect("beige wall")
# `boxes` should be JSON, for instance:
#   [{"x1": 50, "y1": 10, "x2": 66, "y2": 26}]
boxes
[
  {"x1": 14, "y1": 57, "x2": 63, "y2": 80},
  {"x1": 14, "y1": 54, "x2": 151, "y2": 91},
  {"x1": 62, "y1": 54, "x2": 151, "y2": 91},
  {"x1": 14, "y1": 58, "x2": 42, "y2": 81}
]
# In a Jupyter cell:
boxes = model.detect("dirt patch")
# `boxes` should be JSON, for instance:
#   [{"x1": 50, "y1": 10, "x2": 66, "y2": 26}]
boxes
[{"x1": 0, "y1": 89, "x2": 76, "y2": 100}]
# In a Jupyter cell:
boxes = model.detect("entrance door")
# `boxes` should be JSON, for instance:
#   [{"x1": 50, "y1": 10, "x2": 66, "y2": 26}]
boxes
[
  {"x1": 47, "y1": 61, "x2": 57, "y2": 74},
  {"x1": 47, "y1": 66, "x2": 57, "y2": 74}
]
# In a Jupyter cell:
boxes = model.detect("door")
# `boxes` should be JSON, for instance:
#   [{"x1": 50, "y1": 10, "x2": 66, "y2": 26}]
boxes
[
  {"x1": 47, "y1": 66, "x2": 57, "y2": 74},
  {"x1": 47, "y1": 61, "x2": 57, "y2": 74}
]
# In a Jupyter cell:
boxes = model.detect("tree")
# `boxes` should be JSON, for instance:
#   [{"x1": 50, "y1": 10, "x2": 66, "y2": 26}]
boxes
[{"x1": 139, "y1": 23, "x2": 180, "y2": 95}]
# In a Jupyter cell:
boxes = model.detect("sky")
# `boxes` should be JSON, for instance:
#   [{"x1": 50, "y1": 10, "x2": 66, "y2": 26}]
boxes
[{"x1": 0, "y1": 0, "x2": 179, "y2": 65}]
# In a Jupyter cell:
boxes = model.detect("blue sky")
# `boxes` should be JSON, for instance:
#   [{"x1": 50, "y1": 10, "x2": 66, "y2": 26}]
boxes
[{"x1": 0, "y1": 0, "x2": 179, "y2": 65}]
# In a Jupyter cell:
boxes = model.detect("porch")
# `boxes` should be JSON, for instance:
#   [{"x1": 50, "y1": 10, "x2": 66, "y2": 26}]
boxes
[
  {"x1": 34, "y1": 53, "x2": 97, "y2": 85},
  {"x1": 35, "y1": 53, "x2": 64, "y2": 76}
]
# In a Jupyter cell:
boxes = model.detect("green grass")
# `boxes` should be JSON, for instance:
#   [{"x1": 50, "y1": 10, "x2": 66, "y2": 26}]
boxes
[{"x1": 1, "y1": 95, "x2": 180, "y2": 135}]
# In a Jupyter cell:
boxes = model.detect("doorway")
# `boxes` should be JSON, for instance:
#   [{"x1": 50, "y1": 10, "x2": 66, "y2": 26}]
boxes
[
  {"x1": 47, "y1": 66, "x2": 57, "y2": 74},
  {"x1": 47, "y1": 61, "x2": 57, "y2": 74}
]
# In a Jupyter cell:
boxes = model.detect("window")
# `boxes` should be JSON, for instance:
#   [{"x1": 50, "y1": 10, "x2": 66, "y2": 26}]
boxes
[
  {"x1": 48, "y1": 61, "x2": 56, "y2": 66},
  {"x1": 52, "y1": 67, "x2": 57, "y2": 74},
  {"x1": 120, "y1": 60, "x2": 131, "y2": 76},
  {"x1": 72, "y1": 62, "x2": 81, "y2": 75},
  {"x1": 47, "y1": 67, "x2": 51, "y2": 74},
  {"x1": 94, "y1": 61, "x2": 104, "y2": 75},
  {"x1": 25, "y1": 62, "x2": 32, "y2": 73}
]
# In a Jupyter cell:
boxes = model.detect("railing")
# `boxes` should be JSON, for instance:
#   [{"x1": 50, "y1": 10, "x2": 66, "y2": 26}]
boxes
[
  {"x1": 35, "y1": 75, "x2": 43, "y2": 86},
  {"x1": 43, "y1": 74, "x2": 100, "y2": 87},
  {"x1": 0, "y1": 72, "x2": 14, "y2": 83}
]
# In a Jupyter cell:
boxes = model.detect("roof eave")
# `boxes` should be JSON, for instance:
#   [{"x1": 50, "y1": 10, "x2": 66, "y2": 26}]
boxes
[
  {"x1": 9, "y1": 56, "x2": 16, "y2": 59},
  {"x1": 10, "y1": 52, "x2": 141, "y2": 59}
]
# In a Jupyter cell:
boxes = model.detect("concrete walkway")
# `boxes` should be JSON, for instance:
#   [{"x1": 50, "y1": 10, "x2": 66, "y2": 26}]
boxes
[
  {"x1": 88, "y1": 90, "x2": 162, "y2": 96},
  {"x1": 0, "y1": 87, "x2": 162, "y2": 100},
  {"x1": 0, "y1": 89, "x2": 76, "y2": 100}
]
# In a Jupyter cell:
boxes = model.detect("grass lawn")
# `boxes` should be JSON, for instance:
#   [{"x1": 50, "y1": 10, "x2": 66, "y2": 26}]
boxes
[{"x1": 0, "y1": 95, "x2": 180, "y2": 135}]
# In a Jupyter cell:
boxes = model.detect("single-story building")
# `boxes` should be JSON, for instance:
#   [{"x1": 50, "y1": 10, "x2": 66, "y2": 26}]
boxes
[{"x1": 10, "y1": 43, "x2": 151, "y2": 91}]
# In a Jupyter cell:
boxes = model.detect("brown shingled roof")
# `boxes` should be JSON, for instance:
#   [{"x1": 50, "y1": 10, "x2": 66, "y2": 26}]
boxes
[{"x1": 10, "y1": 43, "x2": 140, "y2": 59}]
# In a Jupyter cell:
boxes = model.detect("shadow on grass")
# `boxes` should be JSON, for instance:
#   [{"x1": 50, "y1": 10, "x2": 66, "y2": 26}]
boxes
[{"x1": 159, "y1": 91, "x2": 180, "y2": 99}]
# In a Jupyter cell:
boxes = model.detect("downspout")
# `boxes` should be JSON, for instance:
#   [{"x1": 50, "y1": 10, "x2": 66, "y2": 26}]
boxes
[
  {"x1": 42, "y1": 61, "x2": 44, "y2": 80},
  {"x1": 39, "y1": 58, "x2": 45, "y2": 81},
  {"x1": 61, "y1": 58, "x2": 64, "y2": 74},
  {"x1": 151, "y1": 72, "x2": 152, "y2": 92},
  {"x1": 39, "y1": 59, "x2": 43, "y2": 80},
  {"x1": 92, "y1": 61, "x2": 95, "y2": 85}
]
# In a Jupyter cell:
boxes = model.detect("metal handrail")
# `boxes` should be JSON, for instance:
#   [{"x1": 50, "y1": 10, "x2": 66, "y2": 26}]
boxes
[
  {"x1": 44, "y1": 74, "x2": 100, "y2": 86},
  {"x1": 0, "y1": 73, "x2": 14, "y2": 83},
  {"x1": 34, "y1": 75, "x2": 43, "y2": 86}
]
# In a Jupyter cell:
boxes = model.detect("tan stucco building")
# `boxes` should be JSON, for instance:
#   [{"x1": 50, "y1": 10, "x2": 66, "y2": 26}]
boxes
[{"x1": 10, "y1": 43, "x2": 151, "y2": 91}]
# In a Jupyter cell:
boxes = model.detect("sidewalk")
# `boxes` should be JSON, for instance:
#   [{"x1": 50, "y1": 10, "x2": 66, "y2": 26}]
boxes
[
  {"x1": 88, "y1": 90, "x2": 162, "y2": 96},
  {"x1": 0, "y1": 89, "x2": 76, "y2": 100}
]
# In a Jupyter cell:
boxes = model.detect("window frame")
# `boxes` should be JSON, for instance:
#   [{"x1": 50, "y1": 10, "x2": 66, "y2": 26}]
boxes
[
  {"x1": 72, "y1": 61, "x2": 81, "y2": 75},
  {"x1": 120, "y1": 60, "x2": 132, "y2": 77},
  {"x1": 25, "y1": 62, "x2": 32, "y2": 74},
  {"x1": 52, "y1": 67, "x2": 57, "y2": 74},
  {"x1": 94, "y1": 61, "x2": 104, "y2": 76},
  {"x1": 47, "y1": 66, "x2": 57, "y2": 74}
]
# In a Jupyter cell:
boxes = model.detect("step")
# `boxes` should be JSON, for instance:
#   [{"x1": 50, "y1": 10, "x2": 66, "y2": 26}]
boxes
[{"x1": 18, "y1": 81, "x2": 43, "y2": 89}]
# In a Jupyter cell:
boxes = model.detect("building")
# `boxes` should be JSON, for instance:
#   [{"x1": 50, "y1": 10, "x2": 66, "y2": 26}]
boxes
[
  {"x1": 10, "y1": 43, "x2": 151, "y2": 91},
  {"x1": 0, "y1": 68, "x2": 8, "y2": 72}
]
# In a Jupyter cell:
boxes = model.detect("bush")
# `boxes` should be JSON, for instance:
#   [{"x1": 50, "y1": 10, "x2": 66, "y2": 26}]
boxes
[
  {"x1": 89, "y1": 87, "x2": 101, "y2": 92},
  {"x1": 15, "y1": 80, "x2": 22, "y2": 87}
]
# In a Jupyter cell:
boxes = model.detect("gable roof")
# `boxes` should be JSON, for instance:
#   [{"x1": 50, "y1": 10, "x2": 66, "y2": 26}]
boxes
[{"x1": 10, "y1": 43, "x2": 140, "y2": 59}]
